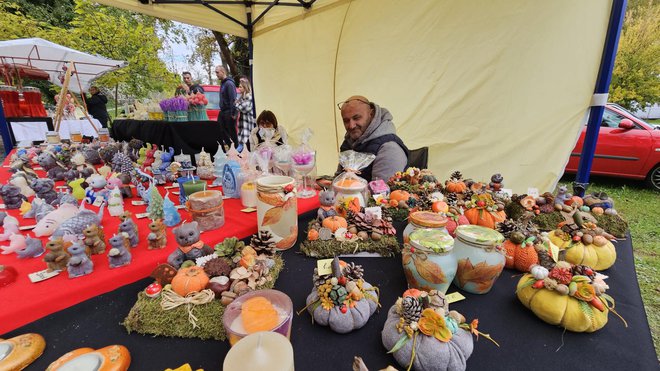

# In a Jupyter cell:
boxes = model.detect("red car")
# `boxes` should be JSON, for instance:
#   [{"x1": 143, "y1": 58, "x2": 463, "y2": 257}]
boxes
[
  {"x1": 565, "y1": 103, "x2": 660, "y2": 190},
  {"x1": 200, "y1": 84, "x2": 220, "y2": 121}
]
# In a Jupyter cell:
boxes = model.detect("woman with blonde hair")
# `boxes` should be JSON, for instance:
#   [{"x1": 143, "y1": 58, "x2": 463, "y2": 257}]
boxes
[{"x1": 234, "y1": 77, "x2": 256, "y2": 151}]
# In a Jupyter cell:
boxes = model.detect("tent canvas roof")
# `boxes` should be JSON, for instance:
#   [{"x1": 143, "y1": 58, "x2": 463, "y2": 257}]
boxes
[{"x1": 0, "y1": 38, "x2": 127, "y2": 93}]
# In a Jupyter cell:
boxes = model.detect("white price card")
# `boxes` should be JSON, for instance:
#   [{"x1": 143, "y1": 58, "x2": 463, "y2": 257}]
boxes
[
  {"x1": 316, "y1": 259, "x2": 334, "y2": 276},
  {"x1": 29, "y1": 269, "x2": 60, "y2": 283}
]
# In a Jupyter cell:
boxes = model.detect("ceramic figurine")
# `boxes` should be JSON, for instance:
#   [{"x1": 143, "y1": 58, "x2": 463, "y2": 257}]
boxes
[
  {"x1": 147, "y1": 219, "x2": 167, "y2": 249},
  {"x1": 99, "y1": 144, "x2": 119, "y2": 164},
  {"x1": 71, "y1": 152, "x2": 97, "y2": 176},
  {"x1": 51, "y1": 203, "x2": 105, "y2": 238},
  {"x1": 555, "y1": 185, "x2": 572, "y2": 207},
  {"x1": 31, "y1": 178, "x2": 59, "y2": 206},
  {"x1": 46, "y1": 165, "x2": 67, "y2": 181},
  {"x1": 166, "y1": 221, "x2": 213, "y2": 269},
  {"x1": 211, "y1": 143, "x2": 228, "y2": 186},
  {"x1": 143, "y1": 144, "x2": 157, "y2": 169},
  {"x1": 0, "y1": 215, "x2": 20, "y2": 241},
  {"x1": 67, "y1": 242, "x2": 94, "y2": 278},
  {"x1": 23, "y1": 198, "x2": 55, "y2": 222},
  {"x1": 317, "y1": 189, "x2": 338, "y2": 221},
  {"x1": 108, "y1": 233, "x2": 132, "y2": 268},
  {"x1": 58, "y1": 192, "x2": 79, "y2": 207},
  {"x1": 151, "y1": 147, "x2": 163, "y2": 171},
  {"x1": 82, "y1": 146, "x2": 103, "y2": 165},
  {"x1": 36, "y1": 151, "x2": 59, "y2": 171},
  {"x1": 489, "y1": 173, "x2": 504, "y2": 191},
  {"x1": 107, "y1": 187, "x2": 124, "y2": 217},
  {"x1": 137, "y1": 146, "x2": 147, "y2": 167},
  {"x1": 83, "y1": 224, "x2": 106, "y2": 255},
  {"x1": 1, "y1": 234, "x2": 27, "y2": 255},
  {"x1": 68, "y1": 179, "x2": 86, "y2": 201},
  {"x1": 9, "y1": 174, "x2": 35, "y2": 198},
  {"x1": 111, "y1": 151, "x2": 134, "y2": 176},
  {"x1": 16, "y1": 236, "x2": 45, "y2": 258},
  {"x1": 118, "y1": 217, "x2": 139, "y2": 247},
  {"x1": 33, "y1": 203, "x2": 79, "y2": 237},
  {"x1": 162, "y1": 193, "x2": 181, "y2": 227},
  {"x1": 0, "y1": 212, "x2": 7, "y2": 226},
  {"x1": 196, "y1": 148, "x2": 215, "y2": 179},
  {"x1": 117, "y1": 173, "x2": 133, "y2": 198},
  {"x1": 0, "y1": 183, "x2": 27, "y2": 209},
  {"x1": 44, "y1": 238, "x2": 70, "y2": 272},
  {"x1": 84, "y1": 174, "x2": 108, "y2": 204}
]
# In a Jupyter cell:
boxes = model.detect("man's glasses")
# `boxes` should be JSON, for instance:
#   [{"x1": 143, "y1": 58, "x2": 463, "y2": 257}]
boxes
[{"x1": 337, "y1": 98, "x2": 371, "y2": 110}]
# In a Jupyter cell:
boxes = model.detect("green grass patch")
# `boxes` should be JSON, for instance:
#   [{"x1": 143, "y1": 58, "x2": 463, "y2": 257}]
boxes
[{"x1": 559, "y1": 176, "x2": 659, "y2": 359}]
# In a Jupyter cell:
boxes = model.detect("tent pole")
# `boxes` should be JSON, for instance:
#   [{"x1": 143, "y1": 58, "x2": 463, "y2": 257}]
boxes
[
  {"x1": 247, "y1": 5, "x2": 256, "y2": 117},
  {"x1": 0, "y1": 96, "x2": 12, "y2": 155},
  {"x1": 574, "y1": 0, "x2": 627, "y2": 197}
]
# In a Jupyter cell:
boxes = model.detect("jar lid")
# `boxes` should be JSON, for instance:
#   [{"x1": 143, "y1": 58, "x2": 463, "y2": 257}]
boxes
[
  {"x1": 409, "y1": 211, "x2": 448, "y2": 228},
  {"x1": 409, "y1": 228, "x2": 454, "y2": 253},
  {"x1": 455, "y1": 225, "x2": 504, "y2": 246}
]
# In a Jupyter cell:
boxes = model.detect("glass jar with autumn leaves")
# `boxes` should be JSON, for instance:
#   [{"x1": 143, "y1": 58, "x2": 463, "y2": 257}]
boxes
[
  {"x1": 402, "y1": 228, "x2": 457, "y2": 295},
  {"x1": 452, "y1": 225, "x2": 506, "y2": 294}
]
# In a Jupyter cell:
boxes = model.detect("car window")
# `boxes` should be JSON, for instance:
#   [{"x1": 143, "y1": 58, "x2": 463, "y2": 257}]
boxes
[
  {"x1": 601, "y1": 109, "x2": 626, "y2": 128},
  {"x1": 206, "y1": 92, "x2": 220, "y2": 109}
]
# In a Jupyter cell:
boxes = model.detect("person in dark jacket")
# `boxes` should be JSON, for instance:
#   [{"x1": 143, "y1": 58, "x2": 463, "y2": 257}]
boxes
[
  {"x1": 215, "y1": 65, "x2": 238, "y2": 151},
  {"x1": 174, "y1": 71, "x2": 205, "y2": 95},
  {"x1": 85, "y1": 86, "x2": 110, "y2": 128}
]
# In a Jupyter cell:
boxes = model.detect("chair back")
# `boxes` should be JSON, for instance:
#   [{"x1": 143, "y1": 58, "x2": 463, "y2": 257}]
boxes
[{"x1": 407, "y1": 147, "x2": 429, "y2": 169}]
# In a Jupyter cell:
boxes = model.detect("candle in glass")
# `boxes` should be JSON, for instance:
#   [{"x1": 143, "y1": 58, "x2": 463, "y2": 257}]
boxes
[
  {"x1": 223, "y1": 289, "x2": 293, "y2": 346},
  {"x1": 182, "y1": 179, "x2": 207, "y2": 197},
  {"x1": 223, "y1": 332, "x2": 294, "y2": 371}
]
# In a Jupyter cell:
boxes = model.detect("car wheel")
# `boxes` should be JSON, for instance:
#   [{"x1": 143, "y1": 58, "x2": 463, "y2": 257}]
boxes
[{"x1": 645, "y1": 165, "x2": 660, "y2": 191}]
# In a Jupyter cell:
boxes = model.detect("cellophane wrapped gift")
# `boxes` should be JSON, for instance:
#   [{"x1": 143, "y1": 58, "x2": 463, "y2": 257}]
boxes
[{"x1": 332, "y1": 150, "x2": 376, "y2": 213}]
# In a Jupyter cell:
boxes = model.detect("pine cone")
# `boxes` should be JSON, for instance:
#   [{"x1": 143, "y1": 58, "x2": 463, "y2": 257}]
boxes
[
  {"x1": 535, "y1": 247, "x2": 556, "y2": 270},
  {"x1": 349, "y1": 212, "x2": 373, "y2": 233},
  {"x1": 372, "y1": 218, "x2": 396, "y2": 236},
  {"x1": 402, "y1": 296, "x2": 423, "y2": 323},
  {"x1": 445, "y1": 192, "x2": 458, "y2": 206},
  {"x1": 342, "y1": 262, "x2": 364, "y2": 281},
  {"x1": 496, "y1": 219, "x2": 518, "y2": 238},
  {"x1": 450, "y1": 171, "x2": 463, "y2": 181},
  {"x1": 250, "y1": 230, "x2": 277, "y2": 255},
  {"x1": 203, "y1": 257, "x2": 232, "y2": 277},
  {"x1": 571, "y1": 264, "x2": 596, "y2": 279},
  {"x1": 416, "y1": 194, "x2": 433, "y2": 211},
  {"x1": 312, "y1": 268, "x2": 331, "y2": 288}
]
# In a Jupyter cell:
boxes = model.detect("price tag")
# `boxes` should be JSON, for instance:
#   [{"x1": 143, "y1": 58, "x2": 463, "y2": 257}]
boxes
[
  {"x1": 207, "y1": 184, "x2": 220, "y2": 188},
  {"x1": 175, "y1": 205, "x2": 187, "y2": 210},
  {"x1": 136, "y1": 212, "x2": 150, "y2": 219},
  {"x1": 29, "y1": 269, "x2": 60, "y2": 283},
  {"x1": 0, "y1": 204, "x2": 6, "y2": 210},
  {"x1": 55, "y1": 185, "x2": 69, "y2": 189},
  {"x1": 316, "y1": 258, "x2": 334, "y2": 276},
  {"x1": 222, "y1": 196, "x2": 230, "y2": 200},
  {"x1": 34, "y1": 167, "x2": 43, "y2": 171},
  {"x1": 364, "y1": 206, "x2": 382, "y2": 220},
  {"x1": 241, "y1": 207, "x2": 257, "y2": 213},
  {"x1": 445, "y1": 292, "x2": 466, "y2": 304},
  {"x1": 164, "y1": 185, "x2": 178, "y2": 189},
  {"x1": 19, "y1": 225, "x2": 36, "y2": 231},
  {"x1": 526, "y1": 187, "x2": 539, "y2": 198},
  {"x1": 92, "y1": 198, "x2": 104, "y2": 207},
  {"x1": 131, "y1": 200, "x2": 146, "y2": 206},
  {"x1": 501, "y1": 188, "x2": 513, "y2": 197},
  {"x1": 172, "y1": 191, "x2": 180, "y2": 195},
  {"x1": 2, "y1": 165, "x2": 10, "y2": 168},
  {"x1": 549, "y1": 242, "x2": 559, "y2": 262}
]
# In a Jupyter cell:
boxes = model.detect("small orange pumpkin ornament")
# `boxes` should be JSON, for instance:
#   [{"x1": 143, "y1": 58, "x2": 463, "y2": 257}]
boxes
[
  {"x1": 503, "y1": 240, "x2": 539, "y2": 272},
  {"x1": 322, "y1": 216, "x2": 348, "y2": 232},
  {"x1": 308, "y1": 229, "x2": 320, "y2": 241},
  {"x1": 171, "y1": 266, "x2": 210, "y2": 296},
  {"x1": 389, "y1": 190, "x2": 410, "y2": 203},
  {"x1": 444, "y1": 171, "x2": 467, "y2": 193}
]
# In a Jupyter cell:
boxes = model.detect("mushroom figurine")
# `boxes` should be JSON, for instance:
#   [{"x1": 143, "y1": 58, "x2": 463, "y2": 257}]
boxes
[{"x1": 145, "y1": 282, "x2": 162, "y2": 298}]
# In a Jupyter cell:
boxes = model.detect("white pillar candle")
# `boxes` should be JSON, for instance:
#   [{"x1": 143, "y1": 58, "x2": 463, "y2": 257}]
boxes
[{"x1": 223, "y1": 332, "x2": 294, "y2": 371}]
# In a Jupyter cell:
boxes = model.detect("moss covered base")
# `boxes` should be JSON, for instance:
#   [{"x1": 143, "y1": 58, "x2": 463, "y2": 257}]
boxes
[
  {"x1": 122, "y1": 255, "x2": 284, "y2": 340},
  {"x1": 594, "y1": 213, "x2": 628, "y2": 238},
  {"x1": 532, "y1": 211, "x2": 566, "y2": 231},
  {"x1": 301, "y1": 236, "x2": 401, "y2": 258}
]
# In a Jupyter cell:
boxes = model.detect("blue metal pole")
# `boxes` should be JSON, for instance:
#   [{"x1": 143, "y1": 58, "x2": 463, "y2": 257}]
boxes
[
  {"x1": 574, "y1": 0, "x2": 627, "y2": 196},
  {"x1": 0, "y1": 98, "x2": 12, "y2": 156}
]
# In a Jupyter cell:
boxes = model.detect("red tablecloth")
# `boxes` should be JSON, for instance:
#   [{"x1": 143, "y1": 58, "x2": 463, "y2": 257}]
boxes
[{"x1": 0, "y1": 154, "x2": 319, "y2": 335}]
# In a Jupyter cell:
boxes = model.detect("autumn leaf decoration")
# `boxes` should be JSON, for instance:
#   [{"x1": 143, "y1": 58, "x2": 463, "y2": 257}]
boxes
[
  {"x1": 418, "y1": 308, "x2": 452, "y2": 342},
  {"x1": 403, "y1": 248, "x2": 446, "y2": 284},
  {"x1": 259, "y1": 193, "x2": 297, "y2": 226},
  {"x1": 456, "y1": 258, "x2": 503, "y2": 292}
]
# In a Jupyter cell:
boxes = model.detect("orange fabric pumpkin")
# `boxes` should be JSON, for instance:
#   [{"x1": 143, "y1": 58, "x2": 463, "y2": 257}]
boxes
[
  {"x1": 503, "y1": 240, "x2": 539, "y2": 272},
  {"x1": 464, "y1": 208, "x2": 506, "y2": 229},
  {"x1": 444, "y1": 180, "x2": 466, "y2": 193},
  {"x1": 389, "y1": 190, "x2": 410, "y2": 202},
  {"x1": 322, "y1": 216, "x2": 348, "y2": 232},
  {"x1": 565, "y1": 196, "x2": 584, "y2": 207},
  {"x1": 308, "y1": 229, "x2": 319, "y2": 241},
  {"x1": 171, "y1": 266, "x2": 210, "y2": 296}
]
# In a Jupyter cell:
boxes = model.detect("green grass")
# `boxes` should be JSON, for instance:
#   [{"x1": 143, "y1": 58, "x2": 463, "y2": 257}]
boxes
[
  {"x1": 560, "y1": 175, "x2": 659, "y2": 359},
  {"x1": 645, "y1": 118, "x2": 659, "y2": 125}
]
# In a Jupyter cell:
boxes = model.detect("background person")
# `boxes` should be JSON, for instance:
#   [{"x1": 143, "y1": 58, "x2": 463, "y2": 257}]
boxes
[
  {"x1": 249, "y1": 110, "x2": 288, "y2": 149},
  {"x1": 235, "y1": 77, "x2": 256, "y2": 152},
  {"x1": 215, "y1": 66, "x2": 238, "y2": 150},
  {"x1": 175, "y1": 71, "x2": 205, "y2": 95},
  {"x1": 84, "y1": 87, "x2": 110, "y2": 127}
]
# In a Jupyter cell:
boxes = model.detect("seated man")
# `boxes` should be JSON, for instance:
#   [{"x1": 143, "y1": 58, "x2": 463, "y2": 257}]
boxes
[{"x1": 337, "y1": 95, "x2": 409, "y2": 181}]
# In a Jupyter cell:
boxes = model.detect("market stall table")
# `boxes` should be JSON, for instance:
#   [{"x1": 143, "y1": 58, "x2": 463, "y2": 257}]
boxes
[
  {"x1": 111, "y1": 119, "x2": 221, "y2": 161},
  {"x1": 1, "y1": 210, "x2": 656, "y2": 371}
]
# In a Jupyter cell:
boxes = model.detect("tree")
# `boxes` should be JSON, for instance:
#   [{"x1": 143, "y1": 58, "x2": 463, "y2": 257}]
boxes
[
  {"x1": 189, "y1": 29, "x2": 220, "y2": 84},
  {"x1": 212, "y1": 32, "x2": 249, "y2": 80},
  {"x1": 609, "y1": 1, "x2": 660, "y2": 110}
]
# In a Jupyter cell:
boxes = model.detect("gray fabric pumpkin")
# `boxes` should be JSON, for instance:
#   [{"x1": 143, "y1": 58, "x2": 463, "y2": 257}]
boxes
[
  {"x1": 381, "y1": 306, "x2": 474, "y2": 371},
  {"x1": 306, "y1": 281, "x2": 378, "y2": 333}
]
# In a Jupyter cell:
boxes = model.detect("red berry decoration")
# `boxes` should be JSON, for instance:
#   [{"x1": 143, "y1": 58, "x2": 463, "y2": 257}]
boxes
[
  {"x1": 476, "y1": 200, "x2": 486, "y2": 207},
  {"x1": 572, "y1": 235, "x2": 581, "y2": 242},
  {"x1": 338, "y1": 276, "x2": 347, "y2": 285},
  {"x1": 283, "y1": 184, "x2": 294, "y2": 193},
  {"x1": 532, "y1": 279, "x2": 545, "y2": 289},
  {"x1": 585, "y1": 268, "x2": 594, "y2": 276},
  {"x1": 145, "y1": 282, "x2": 163, "y2": 298},
  {"x1": 340, "y1": 305, "x2": 348, "y2": 314},
  {"x1": 410, "y1": 246, "x2": 415, "y2": 253}
]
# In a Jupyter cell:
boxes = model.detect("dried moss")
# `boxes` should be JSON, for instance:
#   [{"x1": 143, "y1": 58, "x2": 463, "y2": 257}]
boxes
[
  {"x1": 300, "y1": 236, "x2": 401, "y2": 258},
  {"x1": 504, "y1": 200, "x2": 526, "y2": 220},
  {"x1": 122, "y1": 255, "x2": 284, "y2": 340},
  {"x1": 594, "y1": 213, "x2": 629, "y2": 238},
  {"x1": 532, "y1": 211, "x2": 566, "y2": 231}
]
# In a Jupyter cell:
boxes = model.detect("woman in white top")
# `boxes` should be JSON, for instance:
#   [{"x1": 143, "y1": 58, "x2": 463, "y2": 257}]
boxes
[{"x1": 249, "y1": 110, "x2": 288, "y2": 149}]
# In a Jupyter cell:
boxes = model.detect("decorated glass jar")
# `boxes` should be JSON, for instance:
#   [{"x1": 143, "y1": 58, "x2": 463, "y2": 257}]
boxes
[
  {"x1": 333, "y1": 177, "x2": 368, "y2": 216},
  {"x1": 256, "y1": 176, "x2": 297, "y2": 250},
  {"x1": 402, "y1": 228, "x2": 456, "y2": 294},
  {"x1": 452, "y1": 225, "x2": 506, "y2": 294},
  {"x1": 97, "y1": 128, "x2": 110, "y2": 143},
  {"x1": 46, "y1": 131, "x2": 61, "y2": 144},
  {"x1": 403, "y1": 211, "x2": 448, "y2": 244}
]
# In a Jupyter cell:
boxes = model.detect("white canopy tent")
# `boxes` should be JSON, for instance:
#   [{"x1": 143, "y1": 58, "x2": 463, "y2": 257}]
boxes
[
  {"x1": 0, "y1": 38, "x2": 127, "y2": 94},
  {"x1": 95, "y1": 0, "x2": 619, "y2": 192}
]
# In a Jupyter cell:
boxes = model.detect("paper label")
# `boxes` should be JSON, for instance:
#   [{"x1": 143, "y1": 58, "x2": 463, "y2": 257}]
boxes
[
  {"x1": 501, "y1": 188, "x2": 513, "y2": 197},
  {"x1": 131, "y1": 200, "x2": 146, "y2": 206},
  {"x1": 0, "y1": 204, "x2": 5, "y2": 209},
  {"x1": 316, "y1": 259, "x2": 334, "y2": 276},
  {"x1": 33, "y1": 167, "x2": 43, "y2": 171},
  {"x1": 2, "y1": 165, "x2": 10, "y2": 168},
  {"x1": 446, "y1": 292, "x2": 466, "y2": 304},
  {"x1": 172, "y1": 191, "x2": 180, "y2": 195},
  {"x1": 175, "y1": 205, "x2": 187, "y2": 210},
  {"x1": 29, "y1": 269, "x2": 60, "y2": 283},
  {"x1": 527, "y1": 187, "x2": 539, "y2": 198},
  {"x1": 241, "y1": 207, "x2": 257, "y2": 213},
  {"x1": 222, "y1": 196, "x2": 230, "y2": 200},
  {"x1": 164, "y1": 185, "x2": 178, "y2": 189},
  {"x1": 364, "y1": 206, "x2": 382, "y2": 220},
  {"x1": 92, "y1": 198, "x2": 104, "y2": 207},
  {"x1": 549, "y1": 243, "x2": 559, "y2": 262},
  {"x1": 207, "y1": 184, "x2": 220, "y2": 188},
  {"x1": 136, "y1": 212, "x2": 150, "y2": 219},
  {"x1": 55, "y1": 185, "x2": 69, "y2": 189},
  {"x1": 19, "y1": 225, "x2": 36, "y2": 231}
]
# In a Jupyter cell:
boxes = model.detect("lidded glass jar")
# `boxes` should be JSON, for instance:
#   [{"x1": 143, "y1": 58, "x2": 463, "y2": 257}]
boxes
[
  {"x1": 452, "y1": 225, "x2": 505, "y2": 294},
  {"x1": 403, "y1": 211, "x2": 448, "y2": 244},
  {"x1": 402, "y1": 228, "x2": 457, "y2": 294}
]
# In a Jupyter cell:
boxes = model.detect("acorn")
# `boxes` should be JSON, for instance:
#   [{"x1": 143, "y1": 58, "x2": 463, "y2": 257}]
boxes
[
  {"x1": 510, "y1": 232, "x2": 526, "y2": 245},
  {"x1": 357, "y1": 231, "x2": 369, "y2": 240},
  {"x1": 581, "y1": 234, "x2": 594, "y2": 245},
  {"x1": 371, "y1": 231, "x2": 382, "y2": 241},
  {"x1": 348, "y1": 225, "x2": 358, "y2": 234}
]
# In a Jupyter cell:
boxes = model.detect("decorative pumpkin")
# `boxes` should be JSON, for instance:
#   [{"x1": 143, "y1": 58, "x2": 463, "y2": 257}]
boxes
[
  {"x1": 549, "y1": 230, "x2": 616, "y2": 270},
  {"x1": 431, "y1": 201, "x2": 449, "y2": 213},
  {"x1": 389, "y1": 190, "x2": 410, "y2": 203},
  {"x1": 516, "y1": 273, "x2": 609, "y2": 332},
  {"x1": 503, "y1": 240, "x2": 539, "y2": 272},
  {"x1": 381, "y1": 305, "x2": 474, "y2": 371},
  {"x1": 444, "y1": 180, "x2": 466, "y2": 193},
  {"x1": 171, "y1": 266, "x2": 210, "y2": 296},
  {"x1": 322, "y1": 216, "x2": 348, "y2": 232},
  {"x1": 464, "y1": 208, "x2": 506, "y2": 229},
  {"x1": 565, "y1": 196, "x2": 584, "y2": 207},
  {"x1": 591, "y1": 206, "x2": 604, "y2": 215},
  {"x1": 305, "y1": 281, "x2": 378, "y2": 333},
  {"x1": 307, "y1": 229, "x2": 319, "y2": 241}
]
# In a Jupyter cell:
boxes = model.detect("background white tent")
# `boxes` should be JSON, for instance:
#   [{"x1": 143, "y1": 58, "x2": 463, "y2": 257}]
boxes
[
  {"x1": 97, "y1": 0, "x2": 616, "y2": 193},
  {"x1": 0, "y1": 38, "x2": 127, "y2": 94}
]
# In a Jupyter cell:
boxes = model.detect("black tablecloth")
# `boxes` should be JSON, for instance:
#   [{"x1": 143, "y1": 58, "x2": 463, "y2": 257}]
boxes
[
  {"x1": 4, "y1": 211, "x2": 658, "y2": 370},
  {"x1": 111, "y1": 119, "x2": 222, "y2": 163}
]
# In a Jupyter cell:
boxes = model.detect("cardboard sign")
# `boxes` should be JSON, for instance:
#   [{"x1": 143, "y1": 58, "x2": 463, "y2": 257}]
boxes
[
  {"x1": 316, "y1": 258, "x2": 334, "y2": 276},
  {"x1": 527, "y1": 187, "x2": 540, "y2": 198}
]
